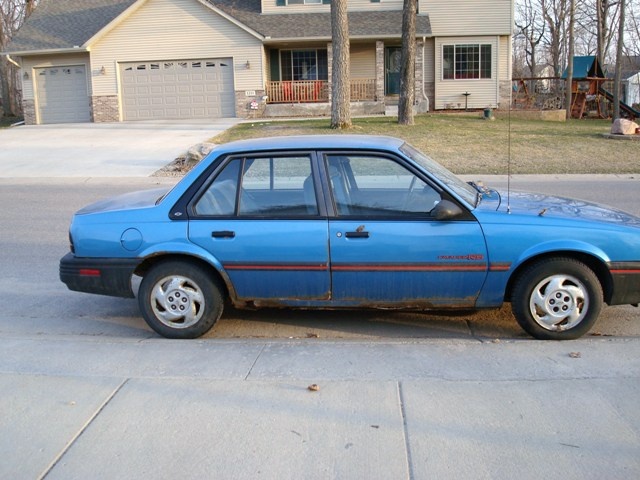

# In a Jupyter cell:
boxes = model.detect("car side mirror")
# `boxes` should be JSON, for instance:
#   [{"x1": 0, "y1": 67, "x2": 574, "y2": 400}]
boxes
[{"x1": 432, "y1": 200, "x2": 463, "y2": 220}]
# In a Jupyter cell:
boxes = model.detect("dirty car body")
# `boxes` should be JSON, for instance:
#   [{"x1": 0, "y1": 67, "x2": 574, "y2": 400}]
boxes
[{"x1": 60, "y1": 135, "x2": 640, "y2": 339}]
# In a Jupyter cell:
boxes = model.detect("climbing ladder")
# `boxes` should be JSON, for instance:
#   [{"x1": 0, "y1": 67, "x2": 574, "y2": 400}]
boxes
[{"x1": 571, "y1": 92, "x2": 587, "y2": 119}]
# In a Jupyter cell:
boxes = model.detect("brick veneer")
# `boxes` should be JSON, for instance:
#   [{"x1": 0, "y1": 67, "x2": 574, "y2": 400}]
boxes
[{"x1": 22, "y1": 99, "x2": 36, "y2": 125}]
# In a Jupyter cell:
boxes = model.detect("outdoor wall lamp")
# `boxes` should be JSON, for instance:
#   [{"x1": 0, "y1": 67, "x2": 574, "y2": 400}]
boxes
[
  {"x1": 100, "y1": 66, "x2": 107, "y2": 75},
  {"x1": 245, "y1": 60, "x2": 251, "y2": 70},
  {"x1": 23, "y1": 71, "x2": 29, "y2": 80}
]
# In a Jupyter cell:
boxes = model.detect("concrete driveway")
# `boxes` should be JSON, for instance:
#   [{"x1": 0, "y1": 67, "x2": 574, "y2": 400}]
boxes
[{"x1": 0, "y1": 119, "x2": 241, "y2": 177}]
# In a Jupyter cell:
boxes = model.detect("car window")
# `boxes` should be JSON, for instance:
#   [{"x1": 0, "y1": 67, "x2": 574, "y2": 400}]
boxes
[
  {"x1": 193, "y1": 155, "x2": 318, "y2": 217},
  {"x1": 325, "y1": 154, "x2": 441, "y2": 217}
]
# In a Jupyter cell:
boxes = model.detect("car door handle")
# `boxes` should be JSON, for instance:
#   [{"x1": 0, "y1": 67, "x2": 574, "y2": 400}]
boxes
[
  {"x1": 345, "y1": 231, "x2": 370, "y2": 238},
  {"x1": 212, "y1": 230, "x2": 235, "y2": 238}
]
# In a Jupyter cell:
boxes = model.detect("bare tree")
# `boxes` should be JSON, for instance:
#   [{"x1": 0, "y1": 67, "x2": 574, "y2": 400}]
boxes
[
  {"x1": 566, "y1": 0, "x2": 576, "y2": 119},
  {"x1": 330, "y1": 0, "x2": 351, "y2": 129},
  {"x1": 398, "y1": 0, "x2": 416, "y2": 125},
  {"x1": 613, "y1": 0, "x2": 626, "y2": 118},
  {"x1": 541, "y1": 0, "x2": 570, "y2": 76},
  {"x1": 515, "y1": 0, "x2": 546, "y2": 77},
  {"x1": 1, "y1": 0, "x2": 39, "y2": 117}
]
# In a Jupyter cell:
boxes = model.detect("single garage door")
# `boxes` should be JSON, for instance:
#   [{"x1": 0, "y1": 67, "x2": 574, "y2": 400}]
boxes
[
  {"x1": 35, "y1": 65, "x2": 91, "y2": 124},
  {"x1": 120, "y1": 59, "x2": 235, "y2": 120}
]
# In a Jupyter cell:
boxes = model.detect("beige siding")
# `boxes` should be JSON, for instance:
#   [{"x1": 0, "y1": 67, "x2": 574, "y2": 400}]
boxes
[
  {"x1": 262, "y1": 0, "x2": 402, "y2": 15},
  {"x1": 422, "y1": 0, "x2": 513, "y2": 36},
  {"x1": 90, "y1": 0, "x2": 264, "y2": 97},
  {"x1": 20, "y1": 53, "x2": 90, "y2": 100},
  {"x1": 350, "y1": 44, "x2": 375, "y2": 79},
  {"x1": 434, "y1": 36, "x2": 502, "y2": 110}
]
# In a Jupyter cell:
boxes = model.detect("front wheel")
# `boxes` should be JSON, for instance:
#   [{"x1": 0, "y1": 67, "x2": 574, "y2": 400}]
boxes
[
  {"x1": 511, "y1": 258, "x2": 603, "y2": 340},
  {"x1": 138, "y1": 261, "x2": 224, "y2": 339}
]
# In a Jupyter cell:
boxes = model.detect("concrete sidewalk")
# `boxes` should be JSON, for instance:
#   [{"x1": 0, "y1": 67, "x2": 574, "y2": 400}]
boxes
[
  {"x1": 0, "y1": 119, "x2": 240, "y2": 177},
  {"x1": 2, "y1": 336, "x2": 639, "y2": 479}
]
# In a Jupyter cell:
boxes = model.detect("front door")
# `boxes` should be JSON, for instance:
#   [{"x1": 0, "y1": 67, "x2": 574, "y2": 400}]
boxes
[
  {"x1": 324, "y1": 153, "x2": 488, "y2": 307},
  {"x1": 385, "y1": 47, "x2": 402, "y2": 96}
]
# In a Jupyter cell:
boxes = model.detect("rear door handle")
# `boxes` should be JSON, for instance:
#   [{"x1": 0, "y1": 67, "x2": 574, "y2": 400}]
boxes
[{"x1": 212, "y1": 230, "x2": 235, "y2": 238}]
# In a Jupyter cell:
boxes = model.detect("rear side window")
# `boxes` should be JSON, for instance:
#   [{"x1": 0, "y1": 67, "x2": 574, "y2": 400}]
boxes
[{"x1": 193, "y1": 155, "x2": 318, "y2": 217}]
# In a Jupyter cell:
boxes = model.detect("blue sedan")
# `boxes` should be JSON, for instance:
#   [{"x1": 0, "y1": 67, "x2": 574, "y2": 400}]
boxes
[{"x1": 60, "y1": 135, "x2": 640, "y2": 339}]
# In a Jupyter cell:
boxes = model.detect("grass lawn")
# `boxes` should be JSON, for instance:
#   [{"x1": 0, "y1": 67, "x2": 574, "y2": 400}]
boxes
[{"x1": 212, "y1": 113, "x2": 639, "y2": 175}]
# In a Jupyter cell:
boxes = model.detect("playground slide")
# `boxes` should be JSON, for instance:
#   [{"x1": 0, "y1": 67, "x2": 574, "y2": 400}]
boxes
[{"x1": 598, "y1": 87, "x2": 640, "y2": 118}]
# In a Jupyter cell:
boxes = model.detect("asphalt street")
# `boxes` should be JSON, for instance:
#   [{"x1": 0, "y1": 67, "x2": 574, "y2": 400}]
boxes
[{"x1": 0, "y1": 121, "x2": 638, "y2": 479}]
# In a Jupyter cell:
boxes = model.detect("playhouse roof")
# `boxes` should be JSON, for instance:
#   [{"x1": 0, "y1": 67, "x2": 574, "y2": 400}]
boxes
[{"x1": 562, "y1": 56, "x2": 604, "y2": 79}]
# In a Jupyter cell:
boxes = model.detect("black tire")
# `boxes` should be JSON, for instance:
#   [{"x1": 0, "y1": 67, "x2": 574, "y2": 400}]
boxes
[
  {"x1": 511, "y1": 257, "x2": 603, "y2": 340},
  {"x1": 138, "y1": 260, "x2": 224, "y2": 339}
]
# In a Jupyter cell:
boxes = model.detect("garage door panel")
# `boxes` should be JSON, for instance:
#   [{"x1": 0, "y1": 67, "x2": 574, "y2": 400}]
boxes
[
  {"x1": 120, "y1": 58, "x2": 235, "y2": 120},
  {"x1": 36, "y1": 65, "x2": 91, "y2": 124}
]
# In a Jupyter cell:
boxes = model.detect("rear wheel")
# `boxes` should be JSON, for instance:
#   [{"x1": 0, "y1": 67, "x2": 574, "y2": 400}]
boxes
[
  {"x1": 138, "y1": 261, "x2": 223, "y2": 339},
  {"x1": 511, "y1": 258, "x2": 603, "y2": 340}
]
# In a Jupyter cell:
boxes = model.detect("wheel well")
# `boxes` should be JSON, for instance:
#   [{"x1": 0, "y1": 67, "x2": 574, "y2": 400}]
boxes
[
  {"x1": 505, "y1": 251, "x2": 613, "y2": 303},
  {"x1": 134, "y1": 254, "x2": 229, "y2": 297}
]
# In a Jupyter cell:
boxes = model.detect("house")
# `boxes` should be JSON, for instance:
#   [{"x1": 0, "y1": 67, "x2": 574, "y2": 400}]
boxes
[
  {"x1": 4, "y1": 0, "x2": 513, "y2": 125},
  {"x1": 605, "y1": 56, "x2": 640, "y2": 108}
]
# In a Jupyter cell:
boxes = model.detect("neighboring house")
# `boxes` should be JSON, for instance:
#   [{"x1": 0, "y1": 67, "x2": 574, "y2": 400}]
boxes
[
  {"x1": 605, "y1": 56, "x2": 640, "y2": 108},
  {"x1": 3, "y1": 0, "x2": 513, "y2": 125}
]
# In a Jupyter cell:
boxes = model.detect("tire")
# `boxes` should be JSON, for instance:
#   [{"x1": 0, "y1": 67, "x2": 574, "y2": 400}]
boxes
[
  {"x1": 138, "y1": 261, "x2": 224, "y2": 339},
  {"x1": 511, "y1": 258, "x2": 603, "y2": 340}
]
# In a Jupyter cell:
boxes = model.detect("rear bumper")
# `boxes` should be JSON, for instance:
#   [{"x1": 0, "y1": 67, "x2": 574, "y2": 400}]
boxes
[
  {"x1": 609, "y1": 262, "x2": 640, "y2": 305},
  {"x1": 59, "y1": 253, "x2": 138, "y2": 298}
]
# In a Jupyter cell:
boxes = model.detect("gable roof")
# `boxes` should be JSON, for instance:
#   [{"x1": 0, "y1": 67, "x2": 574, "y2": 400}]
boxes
[
  {"x1": 5, "y1": 0, "x2": 138, "y2": 54},
  {"x1": 5, "y1": 0, "x2": 431, "y2": 54},
  {"x1": 562, "y1": 56, "x2": 604, "y2": 80}
]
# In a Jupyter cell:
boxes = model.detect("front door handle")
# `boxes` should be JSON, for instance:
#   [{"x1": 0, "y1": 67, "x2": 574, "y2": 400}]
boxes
[
  {"x1": 212, "y1": 230, "x2": 235, "y2": 238},
  {"x1": 345, "y1": 231, "x2": 369, "y2": 239}
]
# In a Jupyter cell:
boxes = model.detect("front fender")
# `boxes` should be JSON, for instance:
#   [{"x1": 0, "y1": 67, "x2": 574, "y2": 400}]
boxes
[{"x1": 513, "y1": 239, "x2": 611, "y2": 268}]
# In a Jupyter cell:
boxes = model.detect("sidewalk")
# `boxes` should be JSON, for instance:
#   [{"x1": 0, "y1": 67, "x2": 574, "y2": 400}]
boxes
[{"x1": 2, "y1": 336, "x2": 639, "y2": 479}]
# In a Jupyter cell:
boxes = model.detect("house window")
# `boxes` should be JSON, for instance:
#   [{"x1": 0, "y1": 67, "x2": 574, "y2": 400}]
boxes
[
  {"x1": 443, "y1": 44, "x2": 492, "y2": 80},
  {"x1": 280, "y1": 50, "x2": 328, "y2": 81}
]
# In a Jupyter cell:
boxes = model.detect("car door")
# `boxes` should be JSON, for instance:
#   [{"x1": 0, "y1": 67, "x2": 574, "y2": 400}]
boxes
[
  {"x1": 188, "y1": 153, "x2": 330, "y2": 302},
  {"x1": 324, "y1": 153, "x2": 488, "y2": 307}
]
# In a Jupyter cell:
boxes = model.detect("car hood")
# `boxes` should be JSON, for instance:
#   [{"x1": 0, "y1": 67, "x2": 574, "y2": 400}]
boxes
[
  {"x1": 479, "y1": 190, "x2": 640, "y2": 227},
  {"x1": 76, "y1": 188, "x2": 170, "y2": 215}
]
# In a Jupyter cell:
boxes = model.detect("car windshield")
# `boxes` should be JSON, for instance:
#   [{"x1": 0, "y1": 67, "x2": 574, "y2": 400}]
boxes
[{"x1": 400, "y1": 142, "x2": 479, "y2": 207}]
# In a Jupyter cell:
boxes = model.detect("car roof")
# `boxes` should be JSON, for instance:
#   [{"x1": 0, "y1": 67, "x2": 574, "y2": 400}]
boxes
[{"x1": 210, "y1": 134, "x2": 406, "y2": 156}]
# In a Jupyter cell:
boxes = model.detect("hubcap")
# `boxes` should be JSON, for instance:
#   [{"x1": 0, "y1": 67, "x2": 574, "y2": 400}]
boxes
[
  {"x1": 150, "y1": 275, "x2": 205, "y2": 329},
  {"x1": 529, "y1": 274, "x2": 588, "y2": 331}
]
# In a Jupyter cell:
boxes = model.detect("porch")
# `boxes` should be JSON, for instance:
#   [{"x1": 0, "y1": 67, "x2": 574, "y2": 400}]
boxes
[{"x1": 265, "y1": 78, "x2": 377, "y2": 104}]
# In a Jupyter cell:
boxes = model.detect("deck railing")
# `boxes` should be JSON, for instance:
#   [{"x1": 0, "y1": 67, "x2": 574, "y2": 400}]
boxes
[{"x1": 265, "y1": 78, "x2": 376, "y2": 103}]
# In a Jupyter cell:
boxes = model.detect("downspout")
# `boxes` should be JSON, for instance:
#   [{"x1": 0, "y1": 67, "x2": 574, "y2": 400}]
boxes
[
  {"x1": 5, "y1": 54, "x2": 21, "y2": 68},
  {"x1": 421, "y1": 36, "x2": 429, "y2": 111},
  {"x1": 496, "y1": 36, "x2": 500, "y2": 108}
]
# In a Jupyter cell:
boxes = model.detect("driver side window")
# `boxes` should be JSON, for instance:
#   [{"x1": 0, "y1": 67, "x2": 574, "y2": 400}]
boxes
[{"x1": 325, "y1": 155, "x2": 441, "y2": 216}]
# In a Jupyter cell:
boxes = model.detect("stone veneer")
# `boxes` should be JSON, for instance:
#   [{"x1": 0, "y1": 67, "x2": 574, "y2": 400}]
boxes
[
  {"x1": 91, "y1": 95, "x2": 119, "y2": 123},
  {"x1": 22, "y1": 99, "x2": 36, "y2": 125}
]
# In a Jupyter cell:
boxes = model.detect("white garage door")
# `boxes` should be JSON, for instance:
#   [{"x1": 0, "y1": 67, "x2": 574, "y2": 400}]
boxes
[
  {"x1": 120, "y1": 59, "x2": 235, "y2": 120},
  {"x1": 35, "y1": 65, "x2": 91, "y2": 124}
]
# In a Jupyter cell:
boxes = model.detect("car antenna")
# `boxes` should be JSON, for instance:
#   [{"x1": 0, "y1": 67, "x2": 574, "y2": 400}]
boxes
[{"x1": 507, "y1": 98, "x2": 512, "y2": 214}]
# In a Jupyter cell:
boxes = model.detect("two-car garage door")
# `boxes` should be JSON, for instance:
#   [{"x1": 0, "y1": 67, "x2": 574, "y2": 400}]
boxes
[{"x1": 120, "y1": 58, "x2": 235, "y2": 120}]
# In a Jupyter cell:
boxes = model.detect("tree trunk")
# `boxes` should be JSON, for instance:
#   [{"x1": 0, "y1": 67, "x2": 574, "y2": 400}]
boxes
[
  {"x1": 613, "y1": 0, "x2": 626, "y2": 120},
  {"x1": 330, "y1": 0, "x2": 351, "y2": 129},
  {"x1": 398, "y1": 0, "x2": 416, "y2": 125},
  {"x1": 565, "y1": 0, "x2": 575, "y2": 120}
]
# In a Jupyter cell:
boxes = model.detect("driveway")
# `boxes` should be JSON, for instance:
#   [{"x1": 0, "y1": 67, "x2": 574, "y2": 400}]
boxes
[{"x1": 0, "y1": 119, "x2": 241, "y2": 177}]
